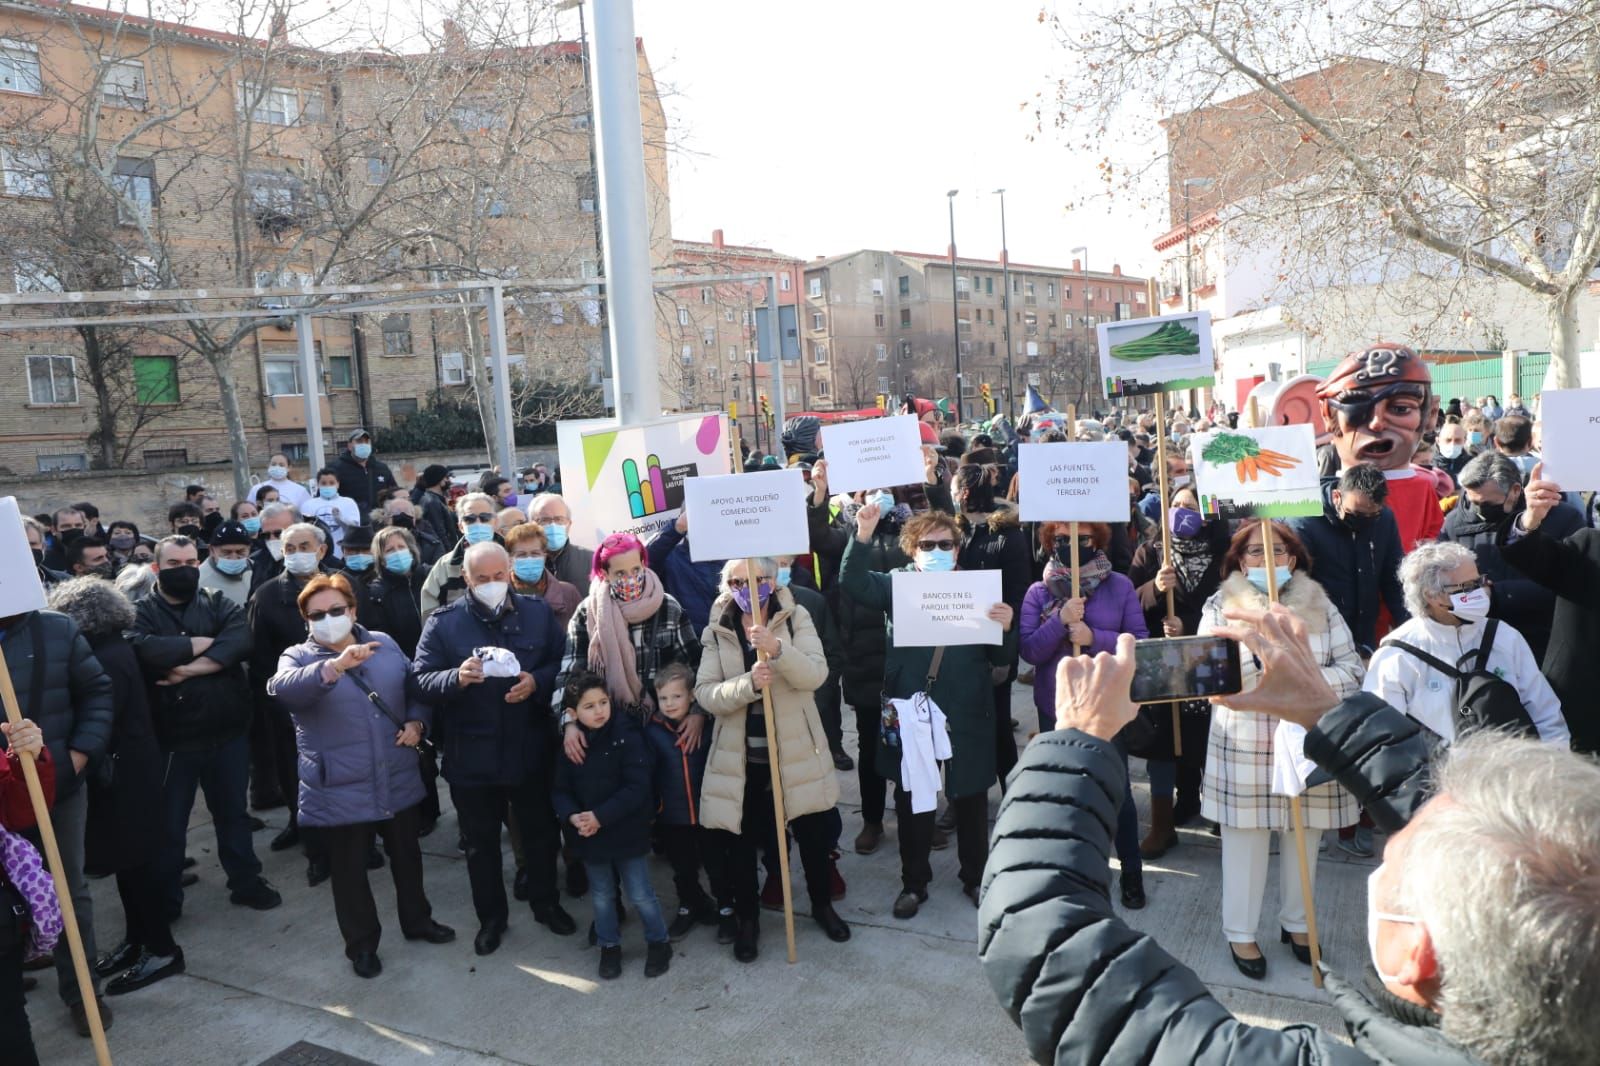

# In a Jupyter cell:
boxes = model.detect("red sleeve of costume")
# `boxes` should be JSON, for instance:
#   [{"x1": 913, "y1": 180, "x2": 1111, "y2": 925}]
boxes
[
  {"x1": 1386, "y1": 475, "x2": 1444, "y2": 553},
  {"x1": 0, "y1": 748, "x2": 52, "y2": 829}
]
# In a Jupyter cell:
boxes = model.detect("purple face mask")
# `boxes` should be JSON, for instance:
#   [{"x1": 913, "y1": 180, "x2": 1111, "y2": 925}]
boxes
[
  {"x1": 733, "y1": 582, "x2": 773, "y2": 614},
  {"x1": 1169, "y1": 506, "x2": 1205, "y2": 539}
]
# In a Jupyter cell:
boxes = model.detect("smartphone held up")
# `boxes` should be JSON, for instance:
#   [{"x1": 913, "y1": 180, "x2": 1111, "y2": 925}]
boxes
[{"x1": 1130, "y1": 635, "x2": 1243, "y2": 704}]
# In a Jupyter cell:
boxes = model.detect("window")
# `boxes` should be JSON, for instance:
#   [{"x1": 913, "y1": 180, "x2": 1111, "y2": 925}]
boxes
[
  {"x1": 702, "y1": 327, "x2": 715, "y2": 345},
  {"x1": 2, "y1": 148, "x2": 51, "y2": 198},
  {"x1": 439, "y1": 352, "x2": 467, "y2": 385},
  {"x1": 959, "y1": 340, "x2": 972, "y2": 356},
  {"x1": 577, "y1": 171, "x2": 596, "y2": 213},
  {"x1": 448, "y1": 102, "x2": 503, "y2": 131},
  {"x1": 874, "y1": 312, "x2": 885, "y2": 329},
  {"x1": 1024, "y1": 280, "x2": 1036, "y2": 299},
  {"x1": 871, "y1": 278, "x2": 884, "y2": 297},
  {"x1": 388, "y1": 398, "x2": 419, "y2": 423},
  {"x1": 785, "y1": 384, "x2": 799, "y2": 404},
  {"x1": 705, "y1": 366, "x2": 719, "y2": 384},
  {"x1": 1048, "y1": 313, "x2": 1057, "y2": 327},
  {"x1": 732, "y1": 383, "x2": 741, "y2": 402},
  {"x1": 878, "y1": 375, "x2": 891, "y2": 391},
  {"x1": 724, "y1": 308, "x2": 735, "y2": 322},
  {"x1": 700, "y1": 287, "x2": 711, "y2": 304},
  {"x1": 677, "y1": 307, "x2": 690, "y2": 326},
  {"x1": 327, "y1": 355, "x2": 354, "y2": 389},
  {"x1": 1063, "y1": 284, "x2": 1072, "y2": 300},
  {"x1": 301, "y1": 90, "x2": 326, "y2": 124},
  {"x1": 812, "y1": 343, "x2": 827, "y2": 364},
  {"x1": 899, "y1": 308, "x2": 911, "y2": 328},
  {"x1": 897, "y1": 275, "x2": 910, "y2": 296},
  {"x1": 1103, "y1": 286, "x2": 1112, "y2": 301},
  {"x1": 1, "y1": 39, "x2": 41, "y2": 94},
  {"x1": 476, "y1": 188, "x2": 507, "y2": 218},
  {"x1": 680, "y1": 345, "x2": 693, "y2": 366},
  {"x1": 122, "y1": 255, "x2": 158, "y2": 288},
  {"x1": 365, "y1": 155, "x2": 392, "y2": 185},
  {"x1": 811, "y1": 312, "x2": 824, "y2": 331},
  {"x1": 899, "y1": 340, "x2": 911, "y2": 358},
  {"x1": 264, "y1": 357, "x2": 302, "y2": 396},
  {"x1": 242, "y1": 82, "x2": 298, "y2": 125},
  {"x1": 985, "y1": 277, "x2": 993, "y2": 295},
  {"x1": 808, "y1": 277, "x2": 822, "y2": 298},
  {"x1": 131, "y1": 355, "x2": 179, "y2": 404},
  {"x1": 112, "y1": 156, "x2": 156, "y2": 225},
  {"x1": 1047, "y1": 281, "x2": 1056, "y2": 300},
  {"x1": 986, "y1": 309, "x2": 994, "y2": 325},
  {"x1": 100, "y1": 57, "x2": 146, "y2": 108},
  {"x1": 37, "y1": 453, "x2": 87, "y2": 472},
  {"x1": 814, "y1": 377, "x2": 829, "y2": 398},
  {"x1": 246, "y1": 170, "x2": 303, "y2": 233},
  {"x1": 381, "y1": 314, "x2": 412, "y2": 355},
  {"x1": 875, "y1": 343, "x2": 887, "y2": 362},
  {"x1": 548, "y1": 301, "x2": 565, "y2": 325},
  {"x1": 956, "y1": 277, "x2": 971, "y2": 300},
  {"x1": 27, "y1": 355, "x2": 77, "y2": 404},
  {"x1": 14, "y1": 259, "x2": 62, "y2": 293},
  {"x1": 1012, "y1": 277, "x2": 1020, "y2": 294},
  {"x1": 142, "y1": 448, "x2": 187, "y2": 470},
  {"x1": 727, "y1": 345, "x2": 738, "y2": 362},
  {"x1": 1085, "y1": 285, "x2": 1095, "y2": 304},
  {"x1": 779, "y1": 274, "x2": 791, "y2": 291}
]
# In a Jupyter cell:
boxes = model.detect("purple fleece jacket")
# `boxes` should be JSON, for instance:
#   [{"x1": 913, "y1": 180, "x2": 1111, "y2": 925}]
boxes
[{"x1": 1019, "y1": 572, "x2": 1148, "y2": 731}]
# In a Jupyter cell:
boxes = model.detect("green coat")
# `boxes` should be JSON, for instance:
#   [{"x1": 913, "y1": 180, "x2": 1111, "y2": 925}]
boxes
[{"x1": 839, "y1": 536, "x2": 1016, "y2": 799}]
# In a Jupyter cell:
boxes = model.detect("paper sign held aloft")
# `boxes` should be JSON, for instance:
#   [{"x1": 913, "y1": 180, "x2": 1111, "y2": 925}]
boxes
[
  {"x1": 1191, "y1": 424, "x2": 1323, "y2": 520},
  {"x1": 1531, "y1": 387, "x2": 1600, "y2": 491},
  {"x1": 682, "y1": 468, "x2": 810, "y2": 563},
  {"x1": 1017, "y1": 441, "x2": 1130, "y2": 523},
  {"x1": 1097, "y1": 310, "x2": 1215, "y2": 398},
  {"x1": 0, "y1": 498, "x2": 46, "y2": 618},
  {"x1": 891, "y1": 570, "x2": 1003, "y2": 647},
  {"x1": 820, "y1": 414, "x2": 925, "y2": 495}
]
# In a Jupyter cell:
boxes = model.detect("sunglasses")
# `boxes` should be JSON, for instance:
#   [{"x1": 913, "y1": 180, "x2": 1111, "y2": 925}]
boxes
[
  {"x1": 1443, "y1": 577, "x2": 1487, "y2": 596},
  {"x1": 461, "y1": 513, "x2": 495, "y2": 525},
  {"x1": 917, "y1": 539, "x2": 958, "y2": 552},
  {"x1": 305, "y1": 605, "x2": 350, "y2": 623},
  {"x1": 262, "y1": 530, "x2": 284, "y2": 540},
  {"x1": 726, "y1": 577, "x2": 773, "y2": 590}
]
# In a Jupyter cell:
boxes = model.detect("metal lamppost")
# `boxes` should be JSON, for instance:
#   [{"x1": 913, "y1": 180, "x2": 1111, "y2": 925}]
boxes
[
  {"x1": 995, "y1": 188, "x2": 1016, "y2": 418},
  {"x1": 1182, "y1": 177, "x2": 1212, "y2": 312},
  {"x1": 947, "y1": 189, "x2": 962, "y2": 422}
]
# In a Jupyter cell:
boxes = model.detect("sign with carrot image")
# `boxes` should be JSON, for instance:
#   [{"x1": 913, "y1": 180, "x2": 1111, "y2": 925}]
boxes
[
  {"x1": 1096, "y1": 309, "x2": 1214, "y2": 397},
  {"x1": 1190, "y1": 424, "x2": 1322, "y2": 520}
]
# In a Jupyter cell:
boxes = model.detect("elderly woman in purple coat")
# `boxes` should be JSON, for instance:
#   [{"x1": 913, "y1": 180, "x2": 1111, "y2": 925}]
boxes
[
  {"x1": 1019, "y1": 520, "x2": 1150, "y2": 909},
  {"x1": 267, "y1": 573, "x2": 456, "y2": 978}
]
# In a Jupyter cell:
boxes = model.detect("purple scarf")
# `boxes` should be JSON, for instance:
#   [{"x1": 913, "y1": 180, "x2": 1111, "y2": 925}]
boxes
[{"x1": 0, "y1": 825, "x2": 61, "y2": 962}]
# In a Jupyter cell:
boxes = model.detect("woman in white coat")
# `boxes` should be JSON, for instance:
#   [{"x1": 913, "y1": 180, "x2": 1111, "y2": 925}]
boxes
[{"x1": 1363, "y1": 540, "x2": 1569, "y2": 746}]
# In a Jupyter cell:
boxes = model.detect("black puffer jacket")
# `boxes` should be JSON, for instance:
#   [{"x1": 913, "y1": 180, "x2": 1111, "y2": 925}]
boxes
[
  {"x1": 0, "y1": 611, "x2": 114, "y2": 799},
  {"x1": 980, "y1": 692, "x2": 1476, "y2": 1066},
  {"x1": 129, "y1": 588, "x2": 253, "y2": 752}
]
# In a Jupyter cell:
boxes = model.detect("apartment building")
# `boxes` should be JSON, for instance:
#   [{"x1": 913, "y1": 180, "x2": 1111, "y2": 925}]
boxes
[
  {"x1": 0, "y1": 2, "x2": 671, "y2": 476},
  {"x1": 802, "y1": 249, "x2": 1149, "y2": 421}
]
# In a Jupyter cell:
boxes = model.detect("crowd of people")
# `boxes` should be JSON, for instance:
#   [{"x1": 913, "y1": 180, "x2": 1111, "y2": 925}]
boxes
[{"x1": 0, "y1": 363, "x2": 1594, "y2": 1064}]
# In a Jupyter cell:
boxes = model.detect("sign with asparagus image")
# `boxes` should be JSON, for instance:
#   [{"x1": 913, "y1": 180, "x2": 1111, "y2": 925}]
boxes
[
  {"x1": 1190, "y1": 424, "x2": 1323, "y2": 520},
  {"x1": 1096, "y1": 309, "x2": 1215, "y2": 397}
]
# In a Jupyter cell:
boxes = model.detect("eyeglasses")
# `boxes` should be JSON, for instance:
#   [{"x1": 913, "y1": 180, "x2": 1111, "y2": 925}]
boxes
[
  {"x1": 305, "y1": 605, "x2": 350, "y2": 622},
  {"x1": 1443, "y1": 577, "x2": 1486, "y2": 596},
  {"x1": 461, "y1": 513, "x2": 495, "y2": 525},
  {"x1": 262, "y1": 530, "x2": 284, "y2": 540},
  {"x1": 1242, "y1": 544, "x2": 1290, "y2": 561},
  {"x1": 541, "y1": 516, "x2": 570, "y2": 527},
  {"x1": 512, "y1": 552, "x2": 546, "y2": 562},
  {"x1": 917, "y1": 539, "x2": 958, "y2": 552},
  {"x1": 726, "y1": 577, "x2": 773, "y2": 590}
]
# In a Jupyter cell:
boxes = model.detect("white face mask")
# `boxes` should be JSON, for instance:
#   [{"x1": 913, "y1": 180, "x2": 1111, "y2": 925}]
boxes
[
  {"x1": 310, "y1": 613, "x2": 353, "y2": 645},
  {"x1": 266, "y1": 539, "x2": 285, "y2": 561},
  {"x1": 284, "y1": 551, "x2": 319, "y2": 576},
  {"x1": 1367, "y1": 865, "x2": 1421, "y2": 984},
  {"x1": 473, "y1": 580, "x2": 509, "y2": 611},
  {"x1": 1448, "y1": 586, "x2": 1491, "y2": 623},
  {"x1": 267, "y1": 464, "x2": 288, "y2": 480}
]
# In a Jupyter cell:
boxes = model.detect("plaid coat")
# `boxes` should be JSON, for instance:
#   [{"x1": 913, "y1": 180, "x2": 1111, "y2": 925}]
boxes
[
  {"x1": 1197, "y1": 573, "x2": 1363, "y2": 831},
  {"x1": 554, "y1": 590, "x2": 701, "y2": 719}
]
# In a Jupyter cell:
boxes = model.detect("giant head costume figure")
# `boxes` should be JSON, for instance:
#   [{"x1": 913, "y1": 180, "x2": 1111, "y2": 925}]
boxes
[{"x1": 1315, "y1": 343, "x2": 1436, "y2": 472}]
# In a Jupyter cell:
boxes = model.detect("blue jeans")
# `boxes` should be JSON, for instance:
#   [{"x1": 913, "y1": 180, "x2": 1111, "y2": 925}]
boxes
[
  {"x1": 586, "y1": 855, "x2": 667, "y2": 948},
  {"x1": 1147, "y1": 758, "x2": 1177, "y2": 802},
  {"x1": 160, "y1": 734, "x2": 262, "y2": 913}
]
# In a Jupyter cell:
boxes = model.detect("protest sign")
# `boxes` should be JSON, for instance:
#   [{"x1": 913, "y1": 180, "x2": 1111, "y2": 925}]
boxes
[
  {"x1": 556, "y1": 414, "x2": 730, "y2": 549},
  {"x1": 0, "y1": 498, "x2": 46, "y2": 617},
  {"x1": 682, "y1": 468, "x2": 810, "y2": 562},
  {"x1": 819, "y1": 414, "x2": 924, "y2": 495},
  {"x1": 1531, "y1": 386, "x2": 1600, "y2": 491},
  {"x1": 1016, "y1": 441, "x2": 1129, "y2": 522},
  {"x1": 1190, "y1": 424, "x2": 1322, "y2": 520},
  {"x1": 891, "y1": 570, "x2": 1003, "y2": 647},
  {"x1": 1097, "y1": 310, "x2": 1215, "y2": 398}
]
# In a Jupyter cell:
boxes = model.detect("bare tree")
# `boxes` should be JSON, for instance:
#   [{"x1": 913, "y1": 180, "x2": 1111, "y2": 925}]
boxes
[
  {"x1": 832, "y1": 345, "x2": 882, "y2": 409},
  {"x1": 1049, "y1": 0, "x2": 1600, "y2": 386}
]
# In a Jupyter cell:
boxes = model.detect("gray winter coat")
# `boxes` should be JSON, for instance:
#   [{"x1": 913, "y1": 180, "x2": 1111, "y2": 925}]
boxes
[
  {"x1": 266, "y1": 625, "x2": 429, "y2": 828},
  {"x1": 0, "y1": 611, "x2": 114, "y2": 799}
]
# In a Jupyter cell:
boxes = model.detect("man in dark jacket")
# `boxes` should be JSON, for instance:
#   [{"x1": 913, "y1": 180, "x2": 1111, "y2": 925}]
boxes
[
  {"x1": 333, "y1": 428, "x2": 396, "y2": 521},
  {"x1": 412, "y1": 542, "x2": 573, "y2": 956},
  {"x1": 415, "y1": 464, "x2": 459, "y2": 553},
  {"x1": 129, "y1": 536, "x2": 280, "y2": 920},
  {"x1": 1289, "y1": 463, "x2": 1408, "y2": 650},
  {"x1": 1441, "y1": 450, "x2": 1582, "y2": 663},
  {"x1": 0, "y1": 602, "x2": 114, "y2": 1030},
  {"x1": 982, "y1": 607, "x2": 1600, "y2": 1065},
  {"x1": 22, "y1": 516, "x2": 69, "y2": 590},
  {"x1": 527, "y1": 493, "x2": 593, "y2": 590}
]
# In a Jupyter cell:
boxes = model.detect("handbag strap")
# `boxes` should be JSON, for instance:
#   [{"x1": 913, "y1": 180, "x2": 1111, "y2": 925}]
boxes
[
  {"x1": 926, "y1": 646, "x2": 946, "y2": 689},
  {"x1": 342, "y1": 666, "x2": 406, "y2": 731}
]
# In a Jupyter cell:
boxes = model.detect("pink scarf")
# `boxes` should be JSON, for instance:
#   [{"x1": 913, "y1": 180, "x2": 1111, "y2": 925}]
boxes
[{"x1": 585, "y1": 568, "x2": 666, "y2": 710}]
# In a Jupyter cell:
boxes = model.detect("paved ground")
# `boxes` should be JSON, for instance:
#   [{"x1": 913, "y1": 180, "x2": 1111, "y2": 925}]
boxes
[{"x1": 33, "y1": 685, "x2": 1376, "y2": 1065}]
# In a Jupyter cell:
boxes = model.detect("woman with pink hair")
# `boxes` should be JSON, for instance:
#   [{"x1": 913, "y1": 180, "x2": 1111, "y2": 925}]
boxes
[{"x1": 556, "y1": 533, "x2": 703, "y2": 763}]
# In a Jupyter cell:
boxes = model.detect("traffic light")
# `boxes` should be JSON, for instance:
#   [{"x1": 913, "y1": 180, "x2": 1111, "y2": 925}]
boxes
[
  {"x1": 760, "y1": 394, "x2": 772, "y2": 422},
  {"x1": 981, "y1": 382, "x2": 995, "y2": 415},
  {"x1": 875, "y1": 393, "x2": 887, "y2": 411}
]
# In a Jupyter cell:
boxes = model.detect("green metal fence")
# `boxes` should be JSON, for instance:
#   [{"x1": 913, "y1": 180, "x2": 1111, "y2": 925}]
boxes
[{"x1": 1305, "y1": 352, "x2": 1503, "y2": 403}]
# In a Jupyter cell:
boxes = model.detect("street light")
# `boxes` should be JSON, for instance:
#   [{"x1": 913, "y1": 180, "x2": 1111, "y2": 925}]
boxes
[
  {"x1": 1181, "y1": 177, "x2": 1213, "y2": 312},
  {"x1": 947, "y1": 189, "x2": 962, "y2": 422},
  {"x1": 994, "y1": 188, "x2": 1016, "y2": 418}
]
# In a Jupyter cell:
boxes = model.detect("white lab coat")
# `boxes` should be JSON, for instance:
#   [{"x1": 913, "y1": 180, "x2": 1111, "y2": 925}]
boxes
[
  {"x1": 1364, "y1": 614, "x2": 1569, "y2": 746},
  {"x1": 890, "y1": 692, "x2": 951, "y2": 814}
]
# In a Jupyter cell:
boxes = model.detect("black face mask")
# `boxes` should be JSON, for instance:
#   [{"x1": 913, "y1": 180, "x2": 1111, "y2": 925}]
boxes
[
  {"x1": 31, "y1": 548, "x2": 43, "y2": 566},
  {"x1": 177, "y1": 524, "x2": 203, "y2": 540},
  {"x1": 389, "y1": 514, "x2": 414, "y2": 529},
  {"x1": 156, "y1": 565, "x2": 199, "y2": 601},
  {"x1": 88, "y1": 562, "x2": 116, "y2": 580},
  {"x1": 202, "y1": 512, "x2": 224, "y2": 535},
  {"x1": 1341, "y1": 512, "x2": 1377, "y2": 535},
  {"x1": 1475, "y1": 501, "x2": 1508, "y2": 525},
  {"x1": 59, "y1": 528, "x2": 84, "y2": 546}
]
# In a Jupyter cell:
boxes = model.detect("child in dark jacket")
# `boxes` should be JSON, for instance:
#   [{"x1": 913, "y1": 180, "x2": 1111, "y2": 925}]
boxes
[
  {"x1": 553, "y1": 672, "x2": 672, "y2": 980},
  {"x1": 642, "y1": 662, "x2": 725, "y2": 940}
]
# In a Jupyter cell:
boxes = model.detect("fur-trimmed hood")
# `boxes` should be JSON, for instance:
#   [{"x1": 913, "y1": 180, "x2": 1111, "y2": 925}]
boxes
[
  {"x1": 1216, "y1": 570, "x2": 1331, "y2": 635},
  {"x1": 956, "y1": 502, "x2": 1022, "y2": 536},
  {"x1": 46, "y1": 575, "x2": 136, "y2": 637}
]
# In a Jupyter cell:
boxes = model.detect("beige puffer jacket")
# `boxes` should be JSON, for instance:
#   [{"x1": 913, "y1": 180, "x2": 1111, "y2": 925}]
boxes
[{"x1": 695, "y1": 588, "x2": 839, "y2": 835}]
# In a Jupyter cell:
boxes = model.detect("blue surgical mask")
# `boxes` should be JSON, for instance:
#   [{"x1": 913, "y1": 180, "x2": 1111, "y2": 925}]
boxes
[
  {"x1": 242, "y1": 516, "x2": 262, "y2": 535},
  {"x1": 318, "y1": 485, "x2": 337, "y2": 500},
  {"x1": 1468, "y1": 430, "x2": 1484, "y2": 446},
  {"x1": 870, "y1": 491, "x2": 895, "y2": 512},
  {"x1": 353, "y1": 443, "x2": 373, "y2": 460},
  {"x1": 383, "y1": 549, "x2": 413, "y2": 574},
  {"x1": 543, "y1": 523, "x2": 568, "y2": 551},
  {"x1": 214, "y1": 556, "x2": 249, "y2": 577},
  {"x1": 514, "y1": 557, "x2": 545, "y2": 584},
  {"x1": 266, "y1": 464, "x2": 288, "y2": 480},
  {"x1": 775, "y1": 565, "x2": 791, "y2": 589},
  {"x1": 464, "y1": 522, "x2": 494, "y2": 544},
  {"x1": 1245, "y1": 565, "x2": 1293, "y2": 595},
  {"x1": 915, "y1": 548, "x2": 956, "y2": 572},
  {"x1": 345, "y1": 554, "x2": 374, "y2": 572}
]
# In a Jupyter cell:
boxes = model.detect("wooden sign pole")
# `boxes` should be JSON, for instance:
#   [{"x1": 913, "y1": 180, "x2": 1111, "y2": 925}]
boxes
[
  {"x1": 1066, "y1": 406, "x2": 1083, "y2": 655},
  {"x1": 1152, "y1": 391, "x2": 1181, "y2": 756},
  {"x1": 746, "y1": 562, "x2": 798, "y2": 964},
  {"x1": 0, "y1": 653, "x2": 113, "y2": 1065}
]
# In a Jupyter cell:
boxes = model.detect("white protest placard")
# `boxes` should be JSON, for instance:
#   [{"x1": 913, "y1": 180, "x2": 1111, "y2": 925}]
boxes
[
  {"x1": 682, "y1": 468, "x2": 810, "y2": 563},
  {"x1": 820, "y1": 414, "x2": 924, "y2": 495},
  {"x1": 0, "y1": 498, "x2": 46, "y2": 617},
  {"x1": 891, "y1": 569, "x2": 1003, "y2": 647},
  {"x1": 1016, "y1": 441, "x2": 1130, "y2": 522},
  {"x1": 1531, "y1": 387, "x2": 1600, "y2": 491}
]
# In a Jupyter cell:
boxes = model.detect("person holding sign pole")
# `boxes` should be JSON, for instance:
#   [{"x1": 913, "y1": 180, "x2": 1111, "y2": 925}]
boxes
[
  {"x1": 839, "y1": 504, "x2": 1015, "y2": 918},
  {"x1": 694, "y1": 559, "x2": 851, "y2": 960},
  {"x1": 1195, "y1": 523, "x2": 1364, "y2": 978}
]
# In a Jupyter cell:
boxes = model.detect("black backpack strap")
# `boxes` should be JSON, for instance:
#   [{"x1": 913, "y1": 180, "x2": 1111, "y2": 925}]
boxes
[
  {"x1": 1476, "y1": 619, "x2": 1499, "y2": 671},
  {"x1": 1380, "y1": 638, "x2": 1459, "y2": 678}
]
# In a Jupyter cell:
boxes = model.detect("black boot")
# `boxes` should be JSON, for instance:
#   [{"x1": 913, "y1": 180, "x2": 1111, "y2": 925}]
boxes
[
  {"x1": 1120, "y1": 869, "x2": 1146, "y2": 910},
  {"x1": 733, "y1": 917, "x2": 759, "y2": 963}
]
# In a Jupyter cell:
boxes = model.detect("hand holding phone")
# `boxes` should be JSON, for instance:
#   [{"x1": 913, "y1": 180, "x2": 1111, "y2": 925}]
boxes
[{"x1": 1129, "y1": 635, "x2": 1243, "y2": 704}]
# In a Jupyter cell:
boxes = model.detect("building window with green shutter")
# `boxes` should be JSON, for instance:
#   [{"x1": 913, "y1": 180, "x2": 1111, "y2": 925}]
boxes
[
  {"x1": 328, "y1": 355, "x2": 354, "y2": 389},
  {"x1": 133, "y1": 355, "x2": 178, "y2": 404}
]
